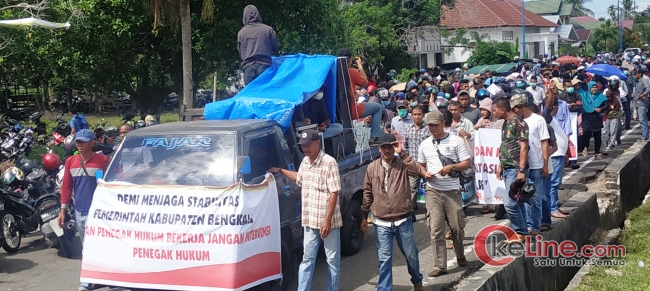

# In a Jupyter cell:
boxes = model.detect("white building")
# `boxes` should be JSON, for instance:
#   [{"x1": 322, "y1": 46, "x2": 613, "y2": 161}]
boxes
[{"x1": 406, "y1": 0, "x2": 559, "y2": 67}]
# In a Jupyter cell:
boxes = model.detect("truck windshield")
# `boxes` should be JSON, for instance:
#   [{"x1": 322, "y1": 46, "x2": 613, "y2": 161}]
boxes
[{"x1": 104, "y1": 133, "x2": 236, "y2": 187}]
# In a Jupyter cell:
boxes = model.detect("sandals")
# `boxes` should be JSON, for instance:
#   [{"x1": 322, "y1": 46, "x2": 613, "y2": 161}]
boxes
[{"x1": 482, "y1": 206, "x2": 495, "y2": 214}]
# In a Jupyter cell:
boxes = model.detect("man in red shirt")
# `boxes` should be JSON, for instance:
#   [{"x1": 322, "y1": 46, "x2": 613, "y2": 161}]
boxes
[
  {"x1": 337, "y1": 48, "x2": 383, "y2": 142},
  {"x1": 58, "y1": 129, "x2": 111, "y2": 291}
]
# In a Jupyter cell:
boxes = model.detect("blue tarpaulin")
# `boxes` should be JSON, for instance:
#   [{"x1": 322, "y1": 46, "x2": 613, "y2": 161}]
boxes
[{"x1": 204, "y1": 54, "x2": 338, "y2": 131}]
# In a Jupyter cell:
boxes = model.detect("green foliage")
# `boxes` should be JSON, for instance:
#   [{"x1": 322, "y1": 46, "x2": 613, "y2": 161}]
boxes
[
  {"x1": 559, "y1": 43, "x2": 581, "y2": 56},
  {"x1": 396, "y1": 68, "x2": 419, "y2": 83},
  {"x1": 466, "y1": 41, "x2": 518, "y2": 66},
  {"x1": 591, "y1": 20, "x2": 619, "y2": 52}
]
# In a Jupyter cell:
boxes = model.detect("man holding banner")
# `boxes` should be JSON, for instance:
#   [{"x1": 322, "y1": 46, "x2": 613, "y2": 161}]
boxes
[{"x1": 492, "y1": 98, "x2": 530, "y2": 243}]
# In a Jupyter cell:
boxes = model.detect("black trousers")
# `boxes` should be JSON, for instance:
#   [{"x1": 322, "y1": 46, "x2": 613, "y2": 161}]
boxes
[{"x1": 578, "y1": 130, "x2": 602, "y2": 154}]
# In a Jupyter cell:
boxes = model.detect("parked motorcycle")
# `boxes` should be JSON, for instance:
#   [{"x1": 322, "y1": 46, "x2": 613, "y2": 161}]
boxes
[
  {"x1": 51, "y1": 115, "x2": 71, "y2": 146},
  {"x1": 0, "y1": 168, "x2": 73, "y2": 257},
  {"x1": 162, "y1": 93, "x2": 178, "y2": 112},
  {"x1": 49, "y1": 98, "x2": 69, "y2": 113},
  {"x1": 2, "y1": 107, "x2": 39, "y2": 123}
]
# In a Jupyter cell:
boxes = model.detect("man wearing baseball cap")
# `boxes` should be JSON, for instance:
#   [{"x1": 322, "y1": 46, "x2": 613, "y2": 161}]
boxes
[
  {"x1": 59, "y1": 129, "x2": 111, "y2": 291},
  {"x1": 360, "y1": 133, "x2": 424, "y2": 291},
  {"x1": 418, "y1": 110, "x2": 471, "y2": 277},
  {"x1": 269, "y1": 129, "x2": 342, "y2": 290},
  {"x1": 633, "y1": 66, "x2": 650, "y2": 140}
]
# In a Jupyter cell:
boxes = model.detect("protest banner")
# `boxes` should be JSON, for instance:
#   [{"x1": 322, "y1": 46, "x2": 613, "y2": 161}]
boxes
[
  {"x1": 473, "y1": 129, "x2": 507, "y2": 204},
  {"x1": 80, "y1": 174, "x2": 281, "y2": 291},
  {"x1": 568, "y1": 112, "x2": 578, "y2": 161}
]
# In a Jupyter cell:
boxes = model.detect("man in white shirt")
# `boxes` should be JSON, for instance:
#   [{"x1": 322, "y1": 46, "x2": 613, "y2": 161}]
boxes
[
  {"x1": 526, "y1": 76, "x2": 546, "y2": 107},
  {"x1": 417, "y1": 111, "x2": 471, "y2": 277},
  {"x1": 511, "y1": 94, "x2": 549, "y2": 236}
]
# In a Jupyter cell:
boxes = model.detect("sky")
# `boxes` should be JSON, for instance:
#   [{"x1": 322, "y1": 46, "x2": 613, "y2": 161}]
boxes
[{"x1": 586, "y1": 0, "x2": 650, "y2": 19}]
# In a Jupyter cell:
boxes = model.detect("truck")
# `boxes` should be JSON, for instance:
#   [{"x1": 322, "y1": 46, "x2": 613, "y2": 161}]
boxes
[{"x1": 105, "y1": 55, "x2": 379, "y2": 290}]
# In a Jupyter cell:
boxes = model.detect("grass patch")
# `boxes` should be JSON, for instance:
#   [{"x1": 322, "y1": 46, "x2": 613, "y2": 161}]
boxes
[{"x1": 573, "y1": 202, "x2": 650, "y2": 291}]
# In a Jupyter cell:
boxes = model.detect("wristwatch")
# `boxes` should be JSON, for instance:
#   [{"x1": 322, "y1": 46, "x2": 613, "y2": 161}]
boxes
[
  {"x1": 518, "y1": 167, "x2": 526, "y2": 173},
  {"x1": 451, "y1": 165, "x2": 456, "y2": 171}
]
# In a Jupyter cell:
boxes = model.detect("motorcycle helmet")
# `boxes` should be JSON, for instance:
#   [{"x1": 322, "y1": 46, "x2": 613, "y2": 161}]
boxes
[
  {"x1": 135, "y1": 120, "x2": 147, "y2": 129},
  {"x1": 476, "y1": 89, "x2": 490, "y2": 100},
  {"x1": 434, "y1": 96, "x2": 449, "y2": 109},
  {"x1": 144, "y1": 114, "x2": 157, "y2": 124},
  {"x1": 509, "y1": 179, "x2": 536, "y2": 203},
  {"x1": 19, "y1": 160, "x2": 38, "y2": 176},
  {"x1": 42, "y1": 153, "x2": 62, "y2": 171},
  {"x1": 63, "y1": 134, "x2": 76, "y2": 152},
  {"x1": 146, "y1": 120, "x2": 158, "y2": 127},
  {"x1": 3, "y1": 167, "x2": 24, "y2": 185},
  {"x1": 424, "y1": 86, "x2": 438, "y2": 96},
  {"x1": 515, "y1": 80, "x2": 527, "y2": 89},
  {"x1": 12, "y1": 123, "x2": 24, "y2": 132}
]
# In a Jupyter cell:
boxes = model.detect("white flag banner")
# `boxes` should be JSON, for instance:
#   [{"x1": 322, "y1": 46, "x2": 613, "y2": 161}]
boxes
[
  {"x1": 80, "y1": 174, "x2": 281, "y2": 291},
  {"x1": 473, "y1": 129, "x2": 507, "y2": 204}
]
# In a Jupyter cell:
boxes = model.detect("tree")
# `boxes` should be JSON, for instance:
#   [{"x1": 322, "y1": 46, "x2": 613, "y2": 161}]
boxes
[
  {"x1": 591, "y1": 20, "x2": 618, "y2": 51},
  {"x1": 466, "y1": 41, "x2": 518, "y2": 66},
  {"x1": 623, "y1": 27, "x2": 644, "y2": 48},
  {"x1": 622, "y1": 0, "x2": 637, "y2": 20},
  {"x1": 608, "y1": 5, "x2": 618, "y2": 21},
  {"x1": 564, "y1": 0, "x2": 595, "y2": 16}
]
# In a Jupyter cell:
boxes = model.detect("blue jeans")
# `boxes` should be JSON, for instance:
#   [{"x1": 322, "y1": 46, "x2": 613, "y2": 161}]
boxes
[
  {"x1": 525, "y1": 169, "x2": 544, "y2": 232},
  {"x1": 76, "y1": 210, "x2": 91, "y2": 291},
  {"x1": 361, "y1": 102, "x2": 383, "y2": 138},
  {"x1": 323, "y1": 123, "x2": 344, "y2": 139},
  {"x1": 638, "y1": 105, "x2": 648, "y2": 140},
  {"x1": 374, "y1": 218, "x2": 423, "y2": 290},
  {"x1": 503, "y1": 168, "x2": 528, "y2": 235},
  {"x1": 243, "y1": 63, "x2": 270, "y2": 85},
  {"x1": 542, "y1": 170, "x2": 552, "y2": 228},
  {"x1": 550, "y1": 156, "x2": 565, "y2": 213},
  {"x1": 297, "y1": 227, "x2": 341, "y2": 291}
]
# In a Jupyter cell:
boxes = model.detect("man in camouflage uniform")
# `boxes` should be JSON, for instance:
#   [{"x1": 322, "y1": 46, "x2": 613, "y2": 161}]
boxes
[{"x1": 492, "y1": 96, "x2": 530, "y2": 243}]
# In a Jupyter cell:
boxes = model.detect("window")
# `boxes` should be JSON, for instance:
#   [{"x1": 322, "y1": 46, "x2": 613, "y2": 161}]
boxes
[
  {"x1": 244, "y1": 133, "x2": 281, "y2": 182},
  {"x1": 502, "y1": 31, "x2": 514, "y2": 41}
]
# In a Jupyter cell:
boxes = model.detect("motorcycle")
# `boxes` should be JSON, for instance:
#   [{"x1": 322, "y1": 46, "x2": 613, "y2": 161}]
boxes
[
  {"x1": 49, "y1": 98, "x2": 69, "y2": 113},
  {"x1": 163, "y1": 93, "x2": 179, "y2": 112},
  {"x1": 2, "y1": 107, "x2": 37, "y2": 123},
  {"x1": 51, "y1": 115, "x2": 71, "y2": 146}
]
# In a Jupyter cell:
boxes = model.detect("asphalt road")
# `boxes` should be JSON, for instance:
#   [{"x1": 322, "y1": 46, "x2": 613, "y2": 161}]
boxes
[{"x1": 0, "y1": 124, "x2": 641, "y2": 291}]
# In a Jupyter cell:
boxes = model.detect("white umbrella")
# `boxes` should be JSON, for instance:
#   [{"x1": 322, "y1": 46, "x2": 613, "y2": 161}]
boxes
[{"x1": 0, "y1": 17, "x2": 70, "y2": 29}]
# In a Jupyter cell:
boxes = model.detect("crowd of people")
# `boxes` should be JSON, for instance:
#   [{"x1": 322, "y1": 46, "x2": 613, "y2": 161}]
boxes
[{"x1": 267, "y1": 49, "x2": 648, "y2": 291}]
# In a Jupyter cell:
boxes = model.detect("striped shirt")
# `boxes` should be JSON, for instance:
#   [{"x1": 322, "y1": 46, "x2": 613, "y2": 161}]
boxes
[
  {"x1": 417, "y1": 134, "x2": 470, "y2": 191},
  {"x1": 61, "y1": 154, "x2": 111, "y2": 212},
  {"x1": 403, "y1": 123, "x2": 430, "y2": 160},
  {"x1": 296, "y1": 151, "x2": 342, "y2": 229}
]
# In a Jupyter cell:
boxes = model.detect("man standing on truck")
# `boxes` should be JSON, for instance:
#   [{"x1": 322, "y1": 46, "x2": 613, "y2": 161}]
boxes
[
  {"x1": 58, "y1": 129, "x2": 111, "y2": 291},
  {"x1": 268, "y1": 129, "x2": 342, "y2": 291},
  {"x1": 359, "y1": 133, "x2": 424, "y2": 291},
  {"x1": 238, "y1": 5, "x2": 279, "y2": 85},
  {"x1": 337, "y1": 48, "x2": 383, "y2": 143}
]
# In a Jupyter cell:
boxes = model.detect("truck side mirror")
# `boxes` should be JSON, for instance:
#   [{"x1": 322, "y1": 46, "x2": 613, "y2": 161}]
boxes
[{"x1": 237, "y1": 156, "x2": 251, "y2": 175}]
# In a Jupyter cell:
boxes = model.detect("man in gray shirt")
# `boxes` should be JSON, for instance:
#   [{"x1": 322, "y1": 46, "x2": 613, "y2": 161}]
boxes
[
  {"x1": 457, "y1": 90, "x2": 481, "y2": 125},
  {"x1": 633, "y1": 67, "x2": 650, "y2": 140}
]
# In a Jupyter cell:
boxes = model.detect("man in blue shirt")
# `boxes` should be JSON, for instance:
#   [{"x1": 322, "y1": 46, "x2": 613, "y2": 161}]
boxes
[
  {"x1": 69, "y1": 109, "x2": 89, "y2": 135},
  {"x1": 391, "y1": 100, "x2": 414, "y2": 135}
]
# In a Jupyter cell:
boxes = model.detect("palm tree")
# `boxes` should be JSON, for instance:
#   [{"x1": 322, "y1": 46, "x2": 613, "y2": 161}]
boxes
[
  {"x1": 592, "y1": 20, "x2": 619, "y2": 51},
  {"x1": 564, "y1": 0, "x2": 595, "y2": 16},
  {"x1": 608, "y1": 5, "x2": 618, "y2": 21},
  {"x1": 622, "y1": 0, "x2": 637, "y2": 20},
  {"x1": 148, "y1": 0, "x2": 214, "y2": 110}
]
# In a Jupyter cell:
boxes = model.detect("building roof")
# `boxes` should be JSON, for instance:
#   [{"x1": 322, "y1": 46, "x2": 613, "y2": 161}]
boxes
[
  {"x1": 571, "y1": 19, "x2": 603, "y2": 30},
  {"x1": 575, "y1": 29, "x2": 591, "y2": 41},
  {"x1": 519, "y1": 0, "x2": 574, "y2": 16},
  {"x1": 617, "y1": 20, "x2": 634, "y2": 30},
  {"x1": 571, "y1": 15, "x2": 600, "y2": 23},
  {"x1": 554, "y1": 24, "x2": 578, "y2": 41},
  {"x1": 542, "y1": 15, "x2": 561, "y2": 24},
  {"x1": 441, "y1": 0, "x2": 558, "y2": 29}
]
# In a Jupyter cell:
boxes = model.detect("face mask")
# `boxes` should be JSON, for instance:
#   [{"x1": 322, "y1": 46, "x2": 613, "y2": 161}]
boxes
[
  {"x1": 516, "y1": 82, "x2": 526, "y2": 88},
  {"x1": 397, "y1": 109, "x2": 408, "y2": 118},
  {"x1": 529, "y1": 82, "x2": 537, "y2": 88},
  {"x1": 566, "y1": 87, "x2": 574, "y2": 94},
  {"x1": 558, "y1": 90, "x2": 563, "y2": 94},
  {"x1": 410, "y1": 101, "x2": 418, "y2": 107},
  {"x1": 381, "y1": 100, "x2": 390, "y2": 107},
  {"x1": 313, "y1": 92, "x2": 324, "y2": 100},
  {"x1": 624, "y1": 70, "x2": 629, "y2": 75},
  {"x1": 445, "y1": 93, "x2": 450, "y2": 99}
]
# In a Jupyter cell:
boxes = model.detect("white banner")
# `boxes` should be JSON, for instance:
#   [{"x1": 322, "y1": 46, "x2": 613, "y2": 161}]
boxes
[
  {"x1": 474, "y1": 129, "x2": 507, "y2": 204},
  {"x1": 80, "y1": 174, "x2": 281, "y2": 291},
  {"x1": 568, "y1": 112, "x2": 578, "y2": 161}
]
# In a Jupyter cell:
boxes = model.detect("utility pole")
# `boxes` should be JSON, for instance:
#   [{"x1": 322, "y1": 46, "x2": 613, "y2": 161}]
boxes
[
  {"x1": 212, "y1": 72, "x2": 217, "y2": 102},
  {"x1": 619, "y1": 0, "x2": 624, "y2": 51},
  {"x1": 522, "y1": 0, "x2": 526, "y2": 58}
]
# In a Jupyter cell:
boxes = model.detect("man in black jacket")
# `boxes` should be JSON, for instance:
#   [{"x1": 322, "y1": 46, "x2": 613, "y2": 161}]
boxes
[{"x1": 238, "y1": 5, "x2": 279, "y2": 85}]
